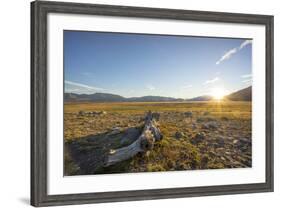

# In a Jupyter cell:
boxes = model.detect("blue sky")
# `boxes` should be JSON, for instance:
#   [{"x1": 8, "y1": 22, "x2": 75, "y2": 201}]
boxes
[{"x1": 64, "y1": 31, "x2": 252, "y2": 99}]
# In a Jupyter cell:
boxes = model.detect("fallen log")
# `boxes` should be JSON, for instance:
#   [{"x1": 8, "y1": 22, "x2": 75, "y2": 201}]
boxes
[{"x1": 104, "y1": 111, "x2": 162, "y2": 167}]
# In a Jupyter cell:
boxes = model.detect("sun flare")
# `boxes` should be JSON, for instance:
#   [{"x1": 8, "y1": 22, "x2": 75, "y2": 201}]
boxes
[{"x1": 211, "y1": 88, "x2": 227, "y2": 100}]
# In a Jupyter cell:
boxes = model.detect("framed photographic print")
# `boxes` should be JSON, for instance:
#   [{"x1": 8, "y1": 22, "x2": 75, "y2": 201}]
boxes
[{"x1": 31, "y1": 0, "x2": 274, "y2": 207}]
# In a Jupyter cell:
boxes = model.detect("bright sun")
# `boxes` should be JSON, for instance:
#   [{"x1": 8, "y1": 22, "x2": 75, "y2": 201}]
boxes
[{"x1": 211, "y1": 88, "x2": 227, "y2": 100}]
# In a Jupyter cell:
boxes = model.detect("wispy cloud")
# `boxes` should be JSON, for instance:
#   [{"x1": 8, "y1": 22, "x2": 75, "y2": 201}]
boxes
[
  {"x1": 216, "y1": 40, "x2": 252, "y2": 65},
  {"x1": 241, "y1": 74, "x2": 252, "y2": 79},
  {"x1": 146, "y1": 84, "x2": 155, "y2": 91},
  {"x1": 239, "y1": 40, "x2": 252, "y2": 50},
  {"x1": 65, "y1": 88, "x2": 80, "y2": 93},
  {"x1": 216, "y1": 48, "x2": 237, "y2": 65},
  {"x1": 204, "y1": 77, "x2": 220, "y2": 85},
  {"x1": 242, "y1": 79, "x2": 252, "y2": 83},
  {"x1": 241, "y1": 73, "x2": 252, "y2": 84},
  {"x1": 65, "y1": 80, "x2": 105, "y2": 91}
]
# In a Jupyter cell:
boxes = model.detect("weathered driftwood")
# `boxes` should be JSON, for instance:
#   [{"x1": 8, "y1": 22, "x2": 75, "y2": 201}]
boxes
[{"x1": 104, "y1": 111, "x2": 162, "y2": 167}]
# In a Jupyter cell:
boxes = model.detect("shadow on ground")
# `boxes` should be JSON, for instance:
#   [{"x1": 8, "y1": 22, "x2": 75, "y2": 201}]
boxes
[{"x1": 64, "y1": 126, "x2": 142, "y2": 175}]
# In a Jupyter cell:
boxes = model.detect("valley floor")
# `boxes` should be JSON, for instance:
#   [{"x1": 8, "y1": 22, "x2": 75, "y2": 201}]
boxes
[{"x1": 64, "y1": 101, "x2": 252, "y2": 175}]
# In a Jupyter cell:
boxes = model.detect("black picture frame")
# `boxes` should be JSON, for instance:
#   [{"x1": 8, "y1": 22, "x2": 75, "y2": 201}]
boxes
[{"x1": 31, "y1": 0, "x2": 274, "y2": 207}]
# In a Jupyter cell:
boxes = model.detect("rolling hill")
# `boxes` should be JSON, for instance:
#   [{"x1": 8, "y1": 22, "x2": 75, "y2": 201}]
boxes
[{"x1": 225, "y1": 86, "x2": 252, "y2": 101}]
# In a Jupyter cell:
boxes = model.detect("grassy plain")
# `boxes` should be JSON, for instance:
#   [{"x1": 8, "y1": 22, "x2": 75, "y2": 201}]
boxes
[{"x1": 64, "y1": 101, "x2": 252, "y2": 175}]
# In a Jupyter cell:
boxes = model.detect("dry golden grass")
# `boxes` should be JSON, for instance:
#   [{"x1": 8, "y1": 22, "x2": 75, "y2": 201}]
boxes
[{"x1": 64, "y1": 101, "x2": 252, "y2": 175}]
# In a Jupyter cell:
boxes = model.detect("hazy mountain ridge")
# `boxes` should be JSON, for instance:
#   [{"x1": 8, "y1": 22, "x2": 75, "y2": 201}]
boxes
[
  {"x1": 226, "y1": 86, "x2": 252, "y2": 101},
  {"x1": 64, "y1": 86, "x2": 252, "y2": 102},
  {"x1": 64, "y1": 93, "x2": 126, "y2": 102},
  {"x1": 127, "y1": 96, "x2": 184, "y2": 102},
  {"x1": 64, "y1": 93, "x2": 182, "y2": 102},
  {"x1": 186, "y1": 95, "x2": 213, "y2": 101}
]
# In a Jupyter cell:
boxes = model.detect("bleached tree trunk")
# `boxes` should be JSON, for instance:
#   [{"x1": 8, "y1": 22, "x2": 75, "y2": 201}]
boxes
[{"x1": 104, "y1": 111, "x2": 162, "y2": 167}]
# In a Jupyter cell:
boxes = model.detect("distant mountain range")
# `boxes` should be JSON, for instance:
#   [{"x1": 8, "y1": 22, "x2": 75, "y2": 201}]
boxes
[
  {"x1": 127, "y1": 96, "x2": 184, "y2": 102},
  {"x1": 64, "y1": 93, "x2": 126, "y2": 102},
  {"x1": 186, "y1": 86, "x2": 252, "y2": 102},
  {"x1": 186, "y1": 95, "x2": 213, "y2": 101},
  {"x1": 64, "y1": 93, "x2": 184, "y2": 102},
  {"x1": 64, "y1": 86, "x2": 252, "y2": 102}
]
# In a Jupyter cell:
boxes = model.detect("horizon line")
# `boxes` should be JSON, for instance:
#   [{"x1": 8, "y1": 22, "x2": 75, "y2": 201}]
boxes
[{"x1": 65, "y1": 85, "x2": 252, "y2": 100}]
